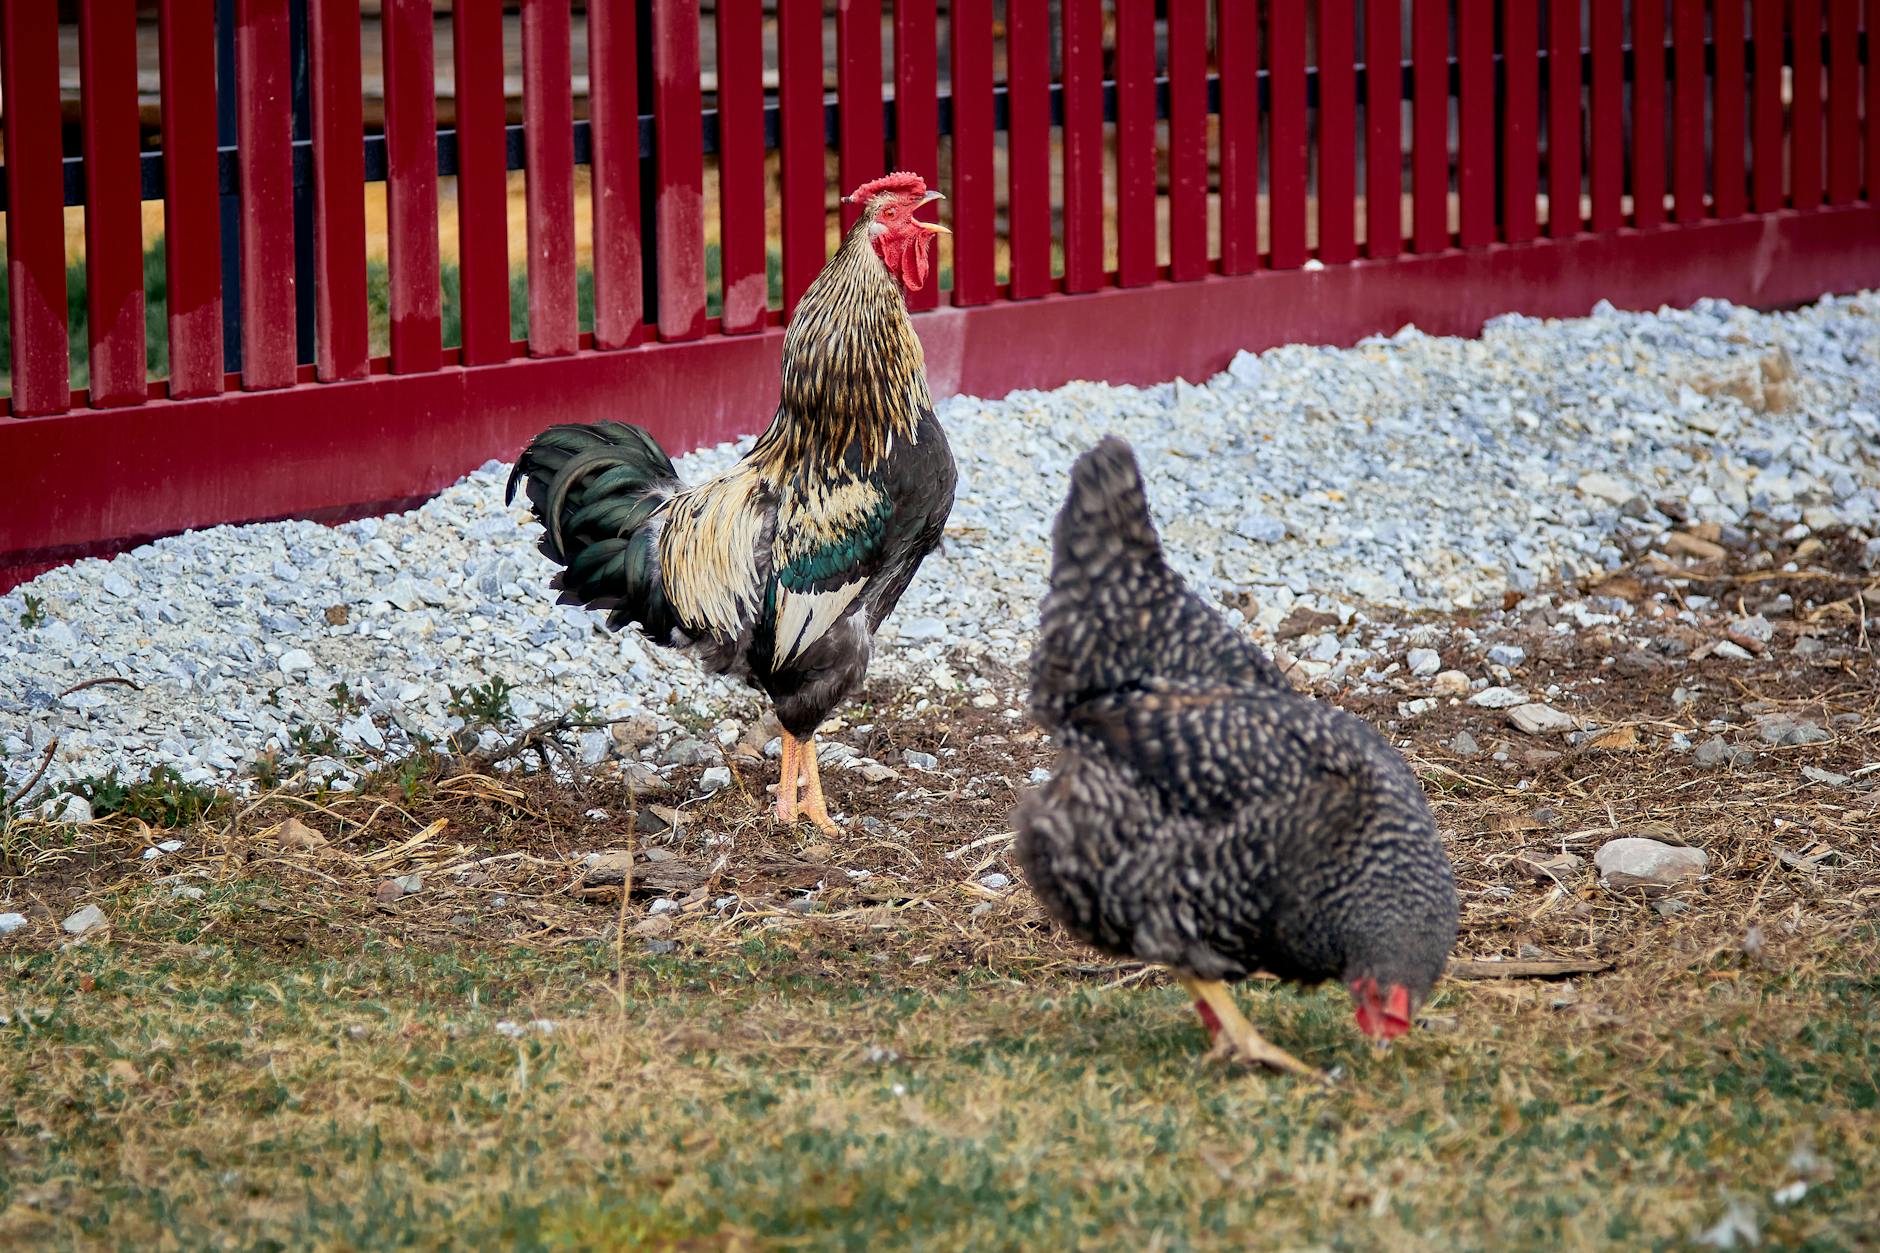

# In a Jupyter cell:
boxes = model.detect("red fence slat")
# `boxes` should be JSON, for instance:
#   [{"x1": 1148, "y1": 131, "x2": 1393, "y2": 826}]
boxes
[
  {"x1": 1712, "y1": 0, "x2": 1748, "y2": 219},
  {"x1": 1588, "y1": 0, "x2": 1623, "y2": 232},
  {"x1": 1114, "y1": 0, "x2": 1157, "y2": 285},
  {"x1": 713, "y1": 0, "x2": 763, "y2": 334},
  {"x1": 382, "y1": 0, "x2": 440, "y2": 372},
  {"x1": 1411, "y1": 0, "x2": 1448, "y2": 252},
  {"x1": 894, "y1": 0, "x2": 940, "y2": 311},
  {"x1": 1217, "y1": 0, "x2": 1260, "y2": 273},
  {"x1": 950, "y1": 0, "x2": 996, "y2": 303},
  {"x1": 309, "y1": 0, "x2": 369, "y2": 381},
  {"x1": 1671, "y1": 0, "x2": 1705, "y2": 220},
  {"x1": 778, "y1": 0, "x2": 824, "y2": 316},
  {"x1": 1864, "y1": 0, "x2": 1880, "y2": 200},
  {"x1": 236, "y1": 0, "x2": 298, "y2": 388},
  {"x1": 1501, "y1": 0, "x2": 1538, "y2": 243},
  {"x1": 1269, "y1": 0, "x2": 1308, "y2": 267},
  {"x1": 1365, "y1": 0, "x2": 1402, "y2": 258},
  {"x1": 837, "y1": 0, "x2": 883, "y2": 236},
  {"x1": 1006, "y1": 0, "x2": 1051, "y2": 298},
  {"x1": 1316, "y1": 1, "x2": 1356, "y2": 264},
  {"x1": 650, "y1": 0, "x2": 705, "y2": 340},
  {"x1": 157, "y1": 0, "x2": 222, "y2": 400},
  {"x1": 1546, "y1": 0, "x2": 1581, "y2": 237},
  {"x1": 1824, "y1": 0, "x2": 1858, "y2": 203},
  {"x1": 1167, "y1": 0, "x2": 1208, "y2": 280},
  {"x1": 522, "y1": 0, "x2": 580, "y2": 353},
  {"x1": 1456, "y1": 0, "x2": 1494, "y2": 246},
  {"x1": 1869, "y1": 0, "x2": 1880, "y2": 201},
  {"x1": 1, "y1": 2, "x2": 69, "y2": 415},
  {"x1": 1791, "y1": 0, "x2": 1823, "y2": 209},
  {"x1": 1631, "y1": 0, "x2": 1666, "y2": 227},
  {"x1": 454, "y1": 0, "x2": 514, "y2": 362},
  {"x1": 1061, "y1": 0, "x2": 1104, "y2": 291},
  {"x1": 79, "y1": 0, "x2": 148, "y2": 407},
  {"x1": 1752, "y1": 0, "x2": 1784, "y2": 210}
]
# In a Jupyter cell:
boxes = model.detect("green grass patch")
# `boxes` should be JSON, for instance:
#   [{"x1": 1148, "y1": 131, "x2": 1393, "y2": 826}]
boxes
[{"x1": 3, "y1": 888, "x2": 1875, "y2": 1249}]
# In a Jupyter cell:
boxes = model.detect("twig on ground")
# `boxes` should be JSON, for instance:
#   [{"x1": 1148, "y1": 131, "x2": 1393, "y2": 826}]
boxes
[
  {"x1": 4, "y1": 738, "x2": 60, "y2": 811},
  {"x1": 1447, "y1": 957, "x2": 1611, "y2": 980},
  {"x1": 57, "y1": 676, "x2": 143, "y2": 698}
]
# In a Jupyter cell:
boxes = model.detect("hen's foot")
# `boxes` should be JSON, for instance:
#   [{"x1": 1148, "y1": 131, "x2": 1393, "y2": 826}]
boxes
[
  {"x1": 796, "y1": 736, "x2": 841, "y2": 835},
  {"x1": 773, "y1": 733, "x2": 800, "y2": 824},
  {"x1": 1178, "y1": 975, "x2": 1327, "y2": 1083}
]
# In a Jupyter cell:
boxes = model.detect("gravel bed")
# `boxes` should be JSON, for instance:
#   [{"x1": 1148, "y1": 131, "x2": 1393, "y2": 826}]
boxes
[{"x1": 4, "y1": 293, "x2": 1877, "y2": 798}]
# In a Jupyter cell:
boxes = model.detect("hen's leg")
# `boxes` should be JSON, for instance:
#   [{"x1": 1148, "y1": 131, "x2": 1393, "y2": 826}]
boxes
[
  {"x1": 1177, "y1": 975, "x2": 1326, "y2": 1082},
  {"x1": 796, "y1": 736, "x2": 841, "y2": 835},
  {"x1": 773, "y1": 733, "x2": 800, "y2": 824}
]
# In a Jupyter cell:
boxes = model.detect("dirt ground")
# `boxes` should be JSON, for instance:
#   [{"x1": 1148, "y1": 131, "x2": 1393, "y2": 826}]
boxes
[{"x1": 2, "y1": 526, "x2": 1876, "y2": 1247}]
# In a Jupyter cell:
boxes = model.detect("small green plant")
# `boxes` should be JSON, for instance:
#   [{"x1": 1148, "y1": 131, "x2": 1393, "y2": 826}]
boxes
[
  {"x1": 67, "y1": 765, "x2": 220, "y2": 828},
  {"x1": 326, "y1": 681, "x2": 366, "y2": 716},
  {"x1": 18, "y1": 593, "x2": 45, "y2": 629},
  {"x1": 288, "y1": 723, "x2": 343, "y2": 759},
  {"x1": 447, "y1": 676, "x2": 516, "y2": 728}
]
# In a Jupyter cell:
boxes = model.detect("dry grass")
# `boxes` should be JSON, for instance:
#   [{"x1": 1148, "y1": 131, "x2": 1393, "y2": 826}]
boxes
[{"x1": 3, "y1": 541, "x2": 1878, "y2": 1248}]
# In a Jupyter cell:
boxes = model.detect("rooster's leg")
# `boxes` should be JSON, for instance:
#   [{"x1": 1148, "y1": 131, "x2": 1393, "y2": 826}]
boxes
[
  {"x1": 796, "y1": 736, "x2": 841, "y2": 836},
  {"x1": 1177, "y1": 975, "x2": 1326, "y2": 1082},
  {"x1": 774, "y1": 733, "x2": 801, "y2": 824}
]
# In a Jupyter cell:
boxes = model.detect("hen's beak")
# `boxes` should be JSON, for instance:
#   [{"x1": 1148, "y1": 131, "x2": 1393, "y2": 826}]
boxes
[{"x1": 914, "y1": 191, "x2": 950, "y2": 234}]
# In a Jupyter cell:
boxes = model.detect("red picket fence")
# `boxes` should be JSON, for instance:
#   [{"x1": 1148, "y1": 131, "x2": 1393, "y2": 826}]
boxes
[{"x1": 3, "y1": 1, "x2": 1879, "y2": 587}]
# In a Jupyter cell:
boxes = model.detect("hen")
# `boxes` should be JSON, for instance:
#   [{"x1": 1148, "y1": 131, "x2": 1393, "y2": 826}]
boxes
[
  {"x1": 1015, "y1": 439, "x2": 1458, "y2": 1078},
  {"x1": 507, "y1": 173, "x2": 957, "y2": 833}
]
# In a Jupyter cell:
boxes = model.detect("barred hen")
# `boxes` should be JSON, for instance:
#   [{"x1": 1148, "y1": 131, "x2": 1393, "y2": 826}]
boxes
[
  {"x1": 1015, "y1": 439, "x2": 1458, "y2": 1078},
  {"x1": 507, "y1": 173, "x2": 957, "y2": 833}
]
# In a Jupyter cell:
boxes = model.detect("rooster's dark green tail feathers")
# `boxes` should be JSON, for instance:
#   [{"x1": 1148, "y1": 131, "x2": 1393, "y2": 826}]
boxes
[{"x1": 508, "y1": 421, "x2": 684, "y2": 639}]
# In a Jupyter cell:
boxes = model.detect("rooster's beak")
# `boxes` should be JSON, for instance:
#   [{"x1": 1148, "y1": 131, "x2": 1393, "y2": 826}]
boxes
[{"x1": 915, "y1": 191, "x2": 950, "y2": 234}]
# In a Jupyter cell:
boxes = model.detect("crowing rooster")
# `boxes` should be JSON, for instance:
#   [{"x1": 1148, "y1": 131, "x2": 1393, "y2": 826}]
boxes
[
  {"x1": 1015, "y1": 439, "x2": 1458, "y2": 1078},
  {"x1": 507, "y1": 173, "x2": 957, "y2": 833}
]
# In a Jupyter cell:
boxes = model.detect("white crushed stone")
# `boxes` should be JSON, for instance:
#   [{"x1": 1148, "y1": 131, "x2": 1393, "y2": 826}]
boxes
[{"x1": 3, "y1": 294, "x2": 1877, "y2": 795}]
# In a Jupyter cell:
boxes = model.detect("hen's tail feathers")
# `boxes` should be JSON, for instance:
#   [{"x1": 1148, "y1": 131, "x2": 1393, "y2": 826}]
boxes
[
  {"x1": 506, "y1": 421, "x2": 684, "y2": 637},
  {"x1": 1029, "y1": 438, "x2": 1179, "y2": 727}
]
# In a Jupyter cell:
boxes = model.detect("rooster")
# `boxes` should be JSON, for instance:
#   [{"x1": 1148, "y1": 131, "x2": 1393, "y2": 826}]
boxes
[
  {"x1": 507, "y1": 173, "x2": 957, "y2": 833},
  {"x1": 1015, "y1": 439, "x2": 1458, "y2": 1079}
]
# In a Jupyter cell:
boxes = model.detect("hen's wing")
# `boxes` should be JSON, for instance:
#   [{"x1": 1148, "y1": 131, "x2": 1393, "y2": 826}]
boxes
[
  {"x1": 765, "y1": 414, "x2": 957, "y2": 669},
  {"x1": 1062, "y1": 687, "x2": 1372, "y2": 829}
]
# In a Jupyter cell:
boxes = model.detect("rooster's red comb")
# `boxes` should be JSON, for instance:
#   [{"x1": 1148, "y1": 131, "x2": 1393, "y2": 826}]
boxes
[{"x1": 843, "y1": 171, "x2": 928, "y2": 204}]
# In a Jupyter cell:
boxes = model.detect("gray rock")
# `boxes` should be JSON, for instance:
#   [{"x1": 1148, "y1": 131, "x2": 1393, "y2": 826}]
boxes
[
  {"x1": 1486, "y1": 644, "x2": 1526, "y2": 668},
  {"x1": 278, "y1": 648, "x2": 315, "y2": 674},
  {"x1": 39, "y1": 793, "x2": 94, "y2": 825},
  {"x1": 1405, "y1": 647, "x2": 1441, "y2": 678},
  {"x1": 903, "y1": 749, "x2": 939, "y2": 771},
  {"x1": 979, "y1": 873, "x2": 1012, "y2": 890},
  {"x1": 1508, "y1": 703, "x2": 1580, "y2": 735},
  {"x1": 0, "y1": 912, "x2": 28, "y2": 935},
  {"x1": 1468, "y1": 685, "x2": 1530, "y2": 709},
  {"x1": 1595, "y1": 838, "x2": 1708, "y2": 896},
  {"x1": 61, "y1": 904, "x2": 108, "y2": 935},
  {"x1": 1449, "y1": 731, "x2": 1479, "y2": 757},
  {"x1": 698, "y1": 765, "x2": 732, "y2": 793},
  {"x1": 1755, "y1": 714, "x2": 1830, "y2": 746},
  {"x1": 1801, "y1": 765, "x2": 1850, "y2": 787},
  {"x1": 664, "y1": 738, "x2": 717, "y2": 767},
  {"x1": 1235, "y1": 512, "x2": 1286, "y2": 543}
]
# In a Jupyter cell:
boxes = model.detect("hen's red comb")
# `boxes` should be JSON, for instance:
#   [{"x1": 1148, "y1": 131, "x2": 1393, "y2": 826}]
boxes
[{"x1": 844, "y1": 171, "x2": 928, "y2": 204}]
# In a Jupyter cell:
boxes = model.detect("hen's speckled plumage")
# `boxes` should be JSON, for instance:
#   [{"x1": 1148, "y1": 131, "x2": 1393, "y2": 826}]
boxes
[{"x1": 1016, "y1": 438, "x2": 1458, "y2": 1018}]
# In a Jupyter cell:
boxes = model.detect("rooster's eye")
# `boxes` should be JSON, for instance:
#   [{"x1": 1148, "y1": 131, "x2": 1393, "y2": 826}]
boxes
[{"x1": 883, "y1": 208, "x2": 896, "y2": 218}]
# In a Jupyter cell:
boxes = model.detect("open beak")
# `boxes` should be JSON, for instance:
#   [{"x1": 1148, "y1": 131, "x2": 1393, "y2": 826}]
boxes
[{"x1": 915, "y1": 189, "x2": 950, "y2": 233}]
